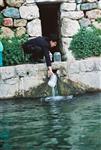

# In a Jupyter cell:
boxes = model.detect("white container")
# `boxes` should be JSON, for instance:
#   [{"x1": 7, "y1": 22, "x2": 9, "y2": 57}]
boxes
[
  {"x1": 48, "y1": 74, "x2": 57, "y2": 87},
  {"x1": 49, "y1": 51, "x2": 52, "y2": 61},
  {"x1": 53, "y1": 52, "x2": 61, "y2": 62}
]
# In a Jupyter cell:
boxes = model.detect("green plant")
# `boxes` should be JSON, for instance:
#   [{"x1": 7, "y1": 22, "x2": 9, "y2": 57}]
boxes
[
  {"x1": 1, "y1": 34, "x2": 31, "y2": 66},
  {"x1": 95, "y1": 17, "x2": 101, "y2": 23},
  {"x1": 69, "y1": 27, "x2": 101, "y2": 59}
]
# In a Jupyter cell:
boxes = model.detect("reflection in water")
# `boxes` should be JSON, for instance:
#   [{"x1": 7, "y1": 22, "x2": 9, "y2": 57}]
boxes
[{"x1": 0, "y1": 93, "x2": 101, "y2": 150}]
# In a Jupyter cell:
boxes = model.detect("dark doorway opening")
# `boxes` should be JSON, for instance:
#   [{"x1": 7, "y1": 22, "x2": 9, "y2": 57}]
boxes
[{"x1": 38, "y1": 3, "x2": 60, "y2": 52}]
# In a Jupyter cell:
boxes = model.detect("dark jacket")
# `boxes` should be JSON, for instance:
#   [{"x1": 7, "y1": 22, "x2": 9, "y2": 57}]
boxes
[{"x1": 22, "y1": 36, "x2": 51, "y2": 67}]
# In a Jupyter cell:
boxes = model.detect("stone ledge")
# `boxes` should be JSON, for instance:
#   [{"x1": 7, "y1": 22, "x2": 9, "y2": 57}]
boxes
[{"x1": 0, "y1": 58, "x2": 101, "y2": 99}]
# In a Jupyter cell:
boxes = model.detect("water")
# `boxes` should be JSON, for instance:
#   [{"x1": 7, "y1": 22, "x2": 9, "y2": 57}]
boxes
[
  {"x1": 52, "y1": 87, "x2": 55, "y2": 97},
  {"x1": 0, "y1": 93, "x2": 101, "y2": 150}
]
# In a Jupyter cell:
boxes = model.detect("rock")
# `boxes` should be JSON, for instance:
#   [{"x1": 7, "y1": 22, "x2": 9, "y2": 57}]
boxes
[
  {"x1": 79, "y1": 59, "x2": 94, "y2": 72},
  {"x1": 92, "y1": 21, "x2": 101, "y2": 30},
  {"x1": 67, "y1": 58, "x2": 101, "y2": 89},
  {"x1": 2, "y1": 7, "x2": 20, "y2": 18},
  {"x1": 19, "y1": 5, "x2": 39, "y2": 20},
  {"x1": 86, "y1": 0, "x2": 97, "y2": 2},
  {"x1": 61, "y1": 18, "x2": 80, "y2": 37},
  {"x1": 0, "y1": 82, "x2": 19, "y2": 98},
  {"x1": 15, "y1": 27, "x2": 26, "y2": 37},
  {"x1": 61, "y1": 37, "x2": 75, "y2": 60},
  {"x1": 80, "y1": 2, "x2": 97, "y2": 11},
  {"x1": 0, "y1": 59, "x2": 101, "y2": 99},
  {"x1": 95, "y1": 58, "x2": 101, "y2": 71},
  {"x1": 3, "y1": 18, "x2": 13, "y2": 27},
  {"x1": 77, "y1": 4, "x2": 81, "y2": 10},
  {"x1": 67, "y1": 61, "x2": 80, "y2": 74},
  {"x1": 61, "y1": 11, "x2": 84, "y2": 20},
  {"x1": 65, "y1": 0, "x2": 75, "y2": 2},
  {"x1": 5, "y1": 0, "x2": 24, "y2": 7},
  {"x1": 14, "y1": 19, "x2": 27, "y2": 27},
  {"x1": 60, "y1": 2, "x2": 76, "y2": 11},
  {"x1": 62, "y1": 37, "x2": 72, "y2": 49},
  {"x1": 0, "y1": 0, "x2": 4, "y2": 7},
  {"x1": 86, "y1": 9, "x2": 101, "y2": 19},
  {"x1": 98, "y1": 0, "x2": 101, "y2": 9},
  {"x1": 57, "y1": 78, "x2": 88, "y2": 96},
  {"x1": 68, "y1": 71, "x2": 101, "y2": 90},
  {"x1": 79, "y1": 18, "x2": 91, "y2": 27},
  {"x1": 26, "y1": 0, "x2": 35, "y2": 3},
  {"x1": 27, "y1": 19, "x2": 42, "y2": 37},
  {"x1": 76, "y1": 0, "x2": 83, "y2": 4},
  {"x1": 0, "y1": 27, "x2": 14, "y2": 38}
]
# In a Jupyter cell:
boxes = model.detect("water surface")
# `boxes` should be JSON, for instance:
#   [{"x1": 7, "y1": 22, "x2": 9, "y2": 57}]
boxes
[{"x1": 0, "y1": 93, "x2": 101, "y2": 150}]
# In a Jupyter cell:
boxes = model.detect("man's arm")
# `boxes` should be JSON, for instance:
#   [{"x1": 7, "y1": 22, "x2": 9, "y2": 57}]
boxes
[{"x1": 43, "y1": 46, "x2": 53, "y2": 77}]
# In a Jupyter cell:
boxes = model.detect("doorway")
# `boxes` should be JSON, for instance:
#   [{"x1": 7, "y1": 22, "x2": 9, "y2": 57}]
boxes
[
  {"x1": 38, "y1": 3, "x2": 60, "y2": 37},
  {"x1": 38, "y1": 3, "x2": 61, "y2": 53}
]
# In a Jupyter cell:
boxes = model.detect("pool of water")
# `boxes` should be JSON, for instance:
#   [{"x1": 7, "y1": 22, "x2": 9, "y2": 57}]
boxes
[{"x1": 0, "y1": 93, "x2": 101, "y2": 150}]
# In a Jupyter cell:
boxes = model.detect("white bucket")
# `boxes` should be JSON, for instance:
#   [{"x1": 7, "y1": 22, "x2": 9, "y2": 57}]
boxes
[{"x1": 48, "y1": 74, "x2": 57, "y2": 88}]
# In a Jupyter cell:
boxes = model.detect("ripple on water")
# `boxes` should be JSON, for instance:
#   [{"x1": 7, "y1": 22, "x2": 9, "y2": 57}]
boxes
[{"x1": 0, "y1": 93, "x2": 101, "y2": 150}]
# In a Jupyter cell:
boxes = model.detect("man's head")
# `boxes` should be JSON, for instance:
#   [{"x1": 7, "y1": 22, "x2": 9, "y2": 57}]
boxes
[{"x1": 49, "y1": 34, "x2": 58, "y2": 48}]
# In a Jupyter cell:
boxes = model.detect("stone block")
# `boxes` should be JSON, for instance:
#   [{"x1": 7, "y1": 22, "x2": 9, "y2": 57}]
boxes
[
  {"x1": 80, "y1": 60, "x2": 94, "y2": 72},
  {"x1": 95, "y1": 59, "x2": 101, "y2": 71},
  {"x1": 98, "y1": 0, "x2": 101, "y2": 9},
  {"x1": 60, "y1": 3, "x2": 76, "y2": 11},
  {"x1": 92, "y1": 21, "x2": 101, "y2": 30},
  {"x1": 0, "y1": 27, "x2": 14, "y2": 39},
  {"x1": 2, "y1": 7, "x2": 20, "y2": 18},
  {"x1": 27, "y1": 19, "x2": 42, "y2": 37},
  {"x1": 79, "y1": 18, "x2": 91, "y2": 27},
  {"x1": 14, "y1": 19, "x2": 27, "y2": 27},
  {"x1": 86, "y1": 9, "x2": 101, "y2": 19},
  {"x1": 61, "y1": 18, "x2": 80, "y2": 37},
  {"x1": 61, "y1": 11, "x2": 84, "y2": 20},
  {"x1": 0, "y1": 0, "x2": 5, "y2": 7},
  {"x1": 86, "y1": 0, "x2": 97, "y2": 2},
  {"x1": 80, "y1": 2, "x2": 97, "y2": 11},
  {"x1": 61, "y1": 37, "x2": 75, "y2": 60},
  {"x1": 0, "y1": 66, "x2": 16, "y2": 80},
  {"x1": 3, "y1": 18, "x2": 13, "y2": 26},
  {"x1": 62, "y1": 37, "x2": 72, "y2": 49},
  {"x1": 15, "y1": 27, "x2": 26, "y2": 37},
  {"x1": 19, "y1": 5, "x2": 39, "y2": 20},
  {"x1": 6, "y1": 0, "x2": 24, "y2": 7},
  {"x1": 69, "y1": 71, "x2": 101, "y2": 89},
  {"x1": 67, "y1": 61, "x2": 80, "y2": 74},
  {"x1": 0, "y1": 83, "x2": 19, "y2": 98},
  {"x1": 76, "y1": 0, "x2": 83, "y2": 4},
  {"x1": 77, "y1": 4, "x2": 81, "y2": 10},
  {"x1": 26, "y1": 0, "x2": 36, "y2": 3}
]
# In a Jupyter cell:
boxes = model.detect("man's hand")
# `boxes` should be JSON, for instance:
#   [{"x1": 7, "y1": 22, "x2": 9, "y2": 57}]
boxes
[{"x1": 48, "y1": 66, "x2": 54, "y2": 77}]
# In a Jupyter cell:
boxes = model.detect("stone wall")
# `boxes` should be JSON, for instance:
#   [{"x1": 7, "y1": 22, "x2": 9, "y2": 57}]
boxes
[
  {"x1": 0, "y1": 0, "x2": 101, "y2": 60},
  {"x1": 0, "y1": 57, "x2": 101, "y2": 99}
]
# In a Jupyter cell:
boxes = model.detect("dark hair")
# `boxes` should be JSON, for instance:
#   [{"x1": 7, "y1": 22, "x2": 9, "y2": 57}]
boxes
[{"x1": 49, "y1": 34, "x2": 58, "y2": 42}]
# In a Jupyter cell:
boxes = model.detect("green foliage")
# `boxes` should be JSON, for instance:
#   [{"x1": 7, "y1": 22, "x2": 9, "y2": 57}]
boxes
[
  {"x1": 69, "y1": 27, "x2": 101, "y2": 59},
  {"x1": 1, "y1": 34, "x2": 31, "y2": 66},
  {"x1": 0, "y1": 13, "x2": 4, "y2": 25},
  {"x1": 95, "y1": 17, "x2": 101, "y2": 23}
]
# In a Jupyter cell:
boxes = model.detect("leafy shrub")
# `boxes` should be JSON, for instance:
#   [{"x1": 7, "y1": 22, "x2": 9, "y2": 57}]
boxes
[
  {"x1": 95, "y1": 17, "x2": 101, "y2": 23},
  {"x1": 1, "y1": 34, "x2": 31, "y2": 66},
  {"x1": 69, "y1": 27, "x2": 101, "y2": 59}
]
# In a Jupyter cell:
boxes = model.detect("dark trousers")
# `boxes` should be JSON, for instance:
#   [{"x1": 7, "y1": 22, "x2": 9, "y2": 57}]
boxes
[{"x1": 22, "y1": 44, "x2": 43, "y2": 61}]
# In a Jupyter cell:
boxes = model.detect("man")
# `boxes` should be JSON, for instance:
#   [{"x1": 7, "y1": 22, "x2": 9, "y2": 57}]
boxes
[{"x1": 22, "y1": 34, "x2": 58, "y2": 77}]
